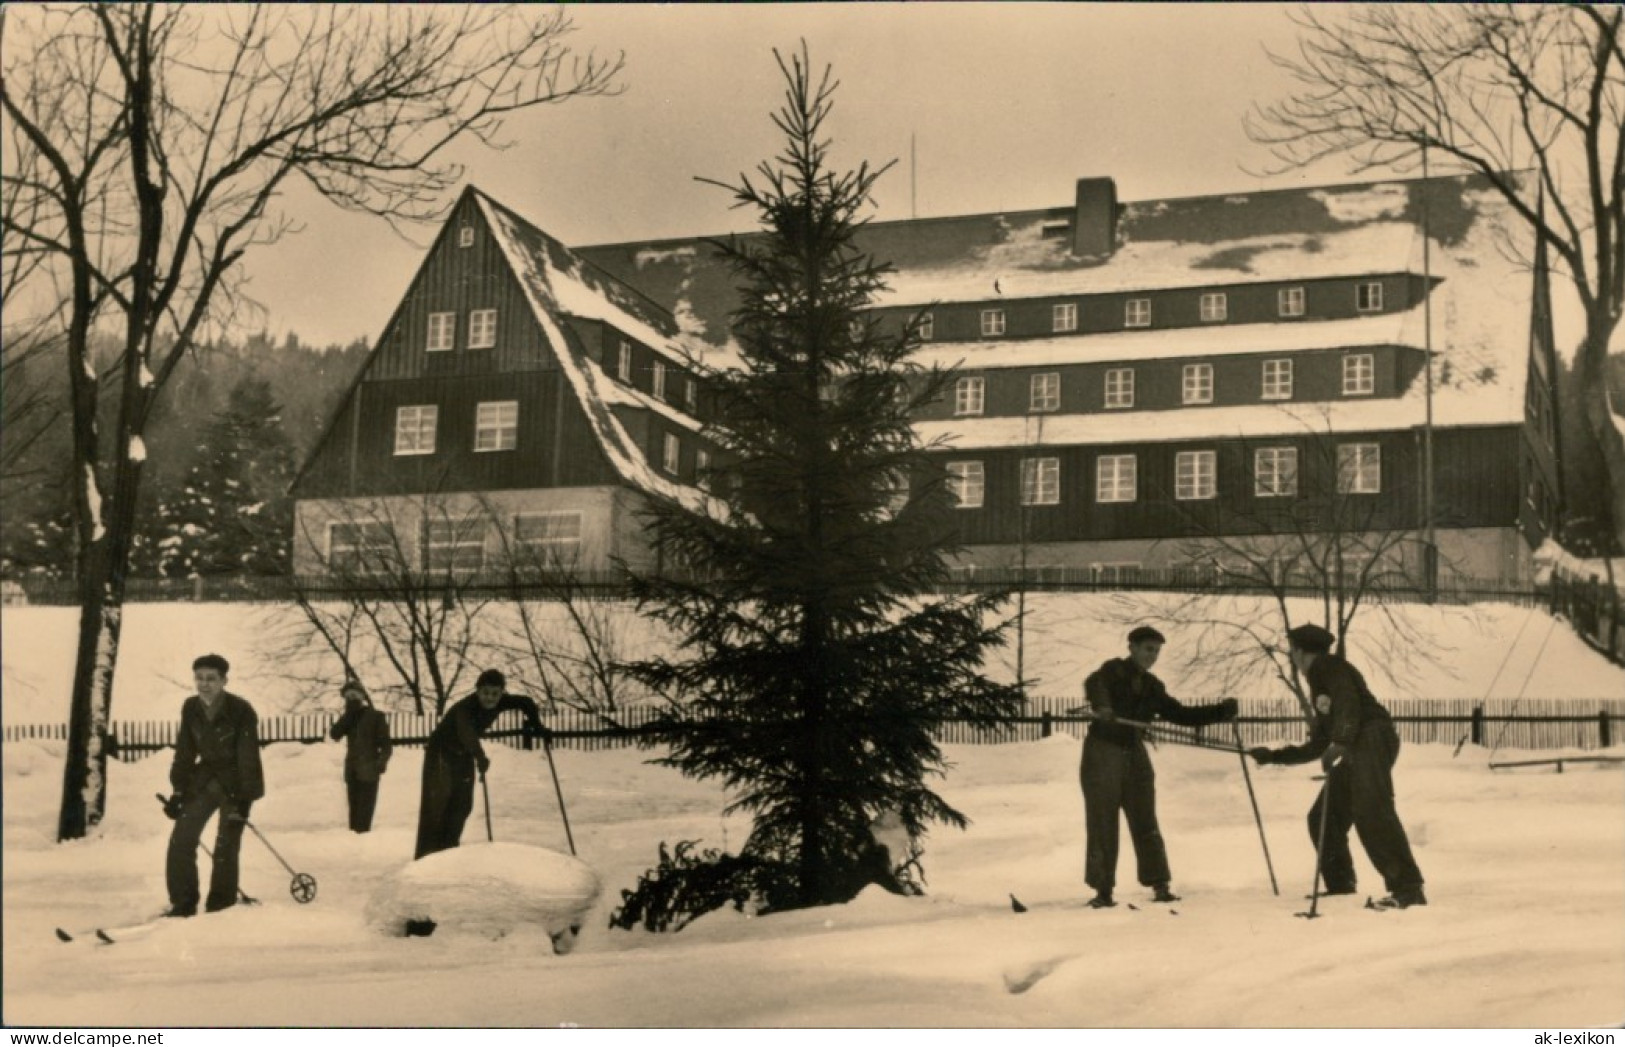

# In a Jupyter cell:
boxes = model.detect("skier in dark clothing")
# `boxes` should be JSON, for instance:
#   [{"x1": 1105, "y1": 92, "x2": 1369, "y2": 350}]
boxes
[
  {"x1": 414, "y1": 669, "x2": 548, "y2": 860},
  {"x1": 163, "y1": 653, "x2": 264, "y2": 916},
  {"x1": 1248, "y1": 624, "x2": 1427, "y2": 910},
  {"x1": 1078, "y1": 626, "x2": 1237, "y2": 908},
  {"x1": 330, "y1": 680, "x2": 393, "y2": 833}
]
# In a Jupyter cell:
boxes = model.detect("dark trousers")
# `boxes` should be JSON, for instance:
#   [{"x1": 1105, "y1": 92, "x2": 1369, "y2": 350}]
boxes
[
  {"x1": 414, "y1": 751, "x2": 475, "y2": 860},
  {"x1": 166, "y1": 778, "x2": 248, "y2": 913},
  {"x1": 1308, "y1": 723, "x2": 1425, "y2": 894},
  {"x1": 346, "y1": 777, "x2": 380, "y2": 833},
  {"x1": 1081, "y1": 736, "x2": 1171, "y2": 895}
]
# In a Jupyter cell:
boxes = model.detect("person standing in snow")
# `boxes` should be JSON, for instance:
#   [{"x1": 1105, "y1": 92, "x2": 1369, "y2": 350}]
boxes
[
  {"x1": 330, "y1": 680, "x2": 393, "y2": 833},
  {"x1": 1078, "y1": 626, "x2": 1237, "y2": 909},
  {"x1": 163, "y1": 653, "x2": 264, "y2": 916},
  {"x1": 1248, "y1": 624, "x2": 1427, "y2": 909},
  {"x1": 414, "y1": 669, "x2": 548, "y2": 860}
]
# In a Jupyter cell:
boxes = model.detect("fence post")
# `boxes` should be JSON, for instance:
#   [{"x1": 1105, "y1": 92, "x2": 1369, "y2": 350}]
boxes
[
  {"x1": 1601, "y1": 709, "x2": 1613, "y2": 749},
  {"x1": 1470, "y1": 705, "x2": 1484, "y2": 747},
  {"x1": 1040, "y1": 711, "x2": 1052, "y2": 739}
]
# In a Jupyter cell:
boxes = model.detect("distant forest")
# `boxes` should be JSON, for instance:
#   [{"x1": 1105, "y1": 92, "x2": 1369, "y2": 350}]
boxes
[
  {"x1": 1, "y1": 332, "x2": 1621, "y2": 579},
  {"x1": 1, "y1": 330, "x2": 368, "y2": 579}
]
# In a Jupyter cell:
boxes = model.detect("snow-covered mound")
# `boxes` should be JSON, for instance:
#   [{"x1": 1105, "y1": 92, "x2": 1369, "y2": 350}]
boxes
[{"x1": 365, "y1": 842, "x2": 600, "y2": 953}]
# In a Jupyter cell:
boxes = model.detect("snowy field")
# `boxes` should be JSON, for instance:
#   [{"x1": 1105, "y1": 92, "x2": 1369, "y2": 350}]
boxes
[
  {"x1": 4, "y1": 732, "x2": 1622, "y2": 1029},
  {"x1": 4, "y1": 594, "x2": 1623, "y2": 1030}
]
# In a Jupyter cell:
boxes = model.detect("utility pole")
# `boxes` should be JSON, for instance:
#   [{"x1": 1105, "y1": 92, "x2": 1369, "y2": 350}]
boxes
[{"x1": 1422, "y1": 143, "x2": 1438, "y2": 603}]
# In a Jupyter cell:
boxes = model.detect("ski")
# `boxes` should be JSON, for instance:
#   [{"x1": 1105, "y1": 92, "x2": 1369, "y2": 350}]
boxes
[{"x1": 56, "y1": 918, "x2": 166, "y2": 945}]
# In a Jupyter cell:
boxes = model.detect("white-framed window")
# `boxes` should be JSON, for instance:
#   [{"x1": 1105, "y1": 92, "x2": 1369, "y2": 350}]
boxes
[
  {"x1": 981, "y1": 309, "x2": 1006, "y2": 337},
  {"x1": 458, "y1": 226, "x2": 475, "y2": 249},
  {"x1": 1096, "y1": 454, "x2": 1137, "y2": 503},
  {"x1": 327, "y1": 521, "x2": 396, "y2": 574},
  {"x1": 423, "y1": 516, "x2": 485, "y2": 573},
  {"x1": 1175, "y1": 450, "x2": 1217, "y2": 500},
  {"x1": 696, "y1": 448, "x2": 712, "y2": 491},
  {"x1": 474, "y1": 400, "x2": 518, "y2": 453},
  {"x1": 1091, "y1": 562, "x2": 1143, "y2": 584},
  {"x1": 1029, "y1": 372, "x2": 1060, "y2": 413},
  {"x1": 1357, "y1": 281, "x2": 1384, "y2": 312},
  {"x1": 1338, "y1": 443, "x2": 1381, "y2": 494},
  {"x1": 1262, "y1": 359, "x2": 1293, "y2": 400},
  {"x1": 1182, "y1": 363, "x2": 1214, "y2": 405},
  {"x1": 514, "y1": 511, "x2": 583, "y2": 564},
  {"x1": 1343, "y1": 353, "x2": 1375, "y2": 395},
  {"x1": 1052, "y1": 302, "x2": 1078, "y2": 333},
  {"x1": 468, "y1": 309, "x2": 497, "y2": 350},
  {"x1": 1278, "y1": 286, "x2": 1305, "y2": 317},
  {"x1": 1254, "y1": 447, "x2": 1299, "y2": 497},
  {"x1": 662, "y1": 432, "x2": 680, "y2": 475},
  {"x1": 918, "y1": 311, "x2": 934, "y2": 341},
  {"x1": 427, "y1": 312, "x2": 456, "y2": 352},
  {"x1": 684, "y1": 377, "x2": 697, "y2": 413},
  {"x1": 1125, "y1": 298, "x2": 1151, "y2": 328},
  {"x1": 848, "y1": 318, "x2": 865, "y2": 343},
  {"x1": 653, "y1": 360, "x2": 668, "y2": 402},
  {"x1": 393, "y1": 405, "x2": 437, "y2": 456},
  {"x1": 954, "y1": 376, "x2": 985, "y2": 417},
  {"x1": 1020, "y1": 457, "x2": 1060, "y2": 506},
  {"x1": 1199, "y1": 292, "x2": 1228, "y2": 322},
  {"x1": 1105, "y1": 367, "x2": 1135, "y2": 409},
  {"x1": 946, "y1": 461, "x2": 985, "y2": 509},
  {"x1": 617, "y1": 340, "x2": 633, "y2": 382}
]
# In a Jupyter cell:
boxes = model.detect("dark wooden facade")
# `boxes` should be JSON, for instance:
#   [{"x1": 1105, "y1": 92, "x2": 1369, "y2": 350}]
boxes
[
  {"x1": 870, "y1": 273, "x2": 1433, "y2": 344},
  {"x1": 931, "y1": 425, "x2": 1532, "y2": 547},
  {"x1": 913, "y1": 345, "x2": 1425, "y2": 421}
]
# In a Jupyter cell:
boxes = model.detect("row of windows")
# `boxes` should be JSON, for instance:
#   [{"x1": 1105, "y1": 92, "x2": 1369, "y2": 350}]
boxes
[
  {"x1": 944, "y1": 444, "x2": 1382, "y2": 508},
  {"x1": 328, "y1": 511, "x2": 584, "y2": 573},
  {"x1": 952, "y1": 354, "x2": 1374, "y2": 415},
  {"x1": 915, "y1": 282, "x2": 1385, "y2": 341},
  {"x1": 394, "y1": 402, "x2": 705, "y2": 481},
  {"x1": 393, "y1": 402, "x2": 518, "y2": 456},
  {"x1": 612, "y1": 339, "x2": 701, "y2": 414},
  {"x1": 426, "y1": 309, "x2": 499, "y2": 352}
]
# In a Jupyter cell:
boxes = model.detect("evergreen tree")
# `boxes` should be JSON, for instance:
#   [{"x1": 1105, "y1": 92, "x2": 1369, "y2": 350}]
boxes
[
  {"x1": 620, "y1": 47, "x2": 1023, "y2": 922},
  {"x1": 148, "y1": 377, "x2": 294, "y2": 576}
]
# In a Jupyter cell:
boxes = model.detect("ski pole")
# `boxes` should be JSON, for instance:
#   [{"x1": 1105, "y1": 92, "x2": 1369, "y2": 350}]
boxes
[
  {"x1": 1295, "y1": 776, "x2": 1332, "y2": 920},
  {"x1": 541, "y1": 732, "x2": 577, "y2": 856},
  {"x1": 1064, "y1": 708, "x2": 1245, "y2": 754},
  {"x1": 242, "y1": 819, "x2": 318, "y2": 904},
  {"x1": 155, "y1": 793, "x2": 258, "y2": 905},
  {"x1": 1229, "y1": 723, "x2": 1278, "y2": 896},
  {"x1": 480, "y1": 771, "x2": 494, "y2": 842}
]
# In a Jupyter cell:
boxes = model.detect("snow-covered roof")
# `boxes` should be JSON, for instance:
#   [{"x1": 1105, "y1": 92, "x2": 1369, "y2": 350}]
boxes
[
  {"x1": 474, "y1": 193, "x2": 722, "y2": 514},
  {"x1": 577, "y1": 174, "x2": 1541, "y2": 444}
]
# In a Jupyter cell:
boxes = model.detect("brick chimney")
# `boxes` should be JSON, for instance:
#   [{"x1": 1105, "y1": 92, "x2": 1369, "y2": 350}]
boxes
[{"x1": 1072, "y1": 177, "x2": 1118, "y2": 258}]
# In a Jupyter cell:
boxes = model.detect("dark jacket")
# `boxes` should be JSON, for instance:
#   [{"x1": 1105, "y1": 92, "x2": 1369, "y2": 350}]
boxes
[
  {"x1": 330, "y1": 704, "x2": 393, "y2": 783},
  {"x1": 1266, "y1": 653, "x2": 1395, "y2": 766},
  {"x1": 1083, "y1": 657, "x2": 1229, "y2": 746},
  {"x1": 170, "y1": 692, "x2": 264, "y2": 804},
  {"x1": 426, "y1": 693, "x2": 543, "y2": 770}
]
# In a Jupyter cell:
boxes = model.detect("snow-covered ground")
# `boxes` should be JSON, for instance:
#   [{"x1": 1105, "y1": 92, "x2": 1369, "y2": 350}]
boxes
[
  {"x1": 5, "y1": 592, "x2": 1624, "y2": 726},
  {"x1": 4, "y1": 731, "x2": 1622, "y2": 1029},
  {"x1": 4, "y1": 593, "x2": 1623, "y2": 1030}
]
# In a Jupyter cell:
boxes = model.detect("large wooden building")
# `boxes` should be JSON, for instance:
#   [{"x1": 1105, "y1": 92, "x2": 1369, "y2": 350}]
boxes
[{"x1": 293, "y1": 173, "x2": 1561, "y2": 587}]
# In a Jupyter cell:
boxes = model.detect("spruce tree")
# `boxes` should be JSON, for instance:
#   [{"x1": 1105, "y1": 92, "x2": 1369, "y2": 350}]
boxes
[{"x1": 621, "y1": 47, "x2": 1023, "y2": 921}]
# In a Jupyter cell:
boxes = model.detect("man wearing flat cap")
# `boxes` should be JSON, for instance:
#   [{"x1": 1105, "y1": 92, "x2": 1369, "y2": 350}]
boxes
[
  {"x1": 1249, "y1": 624, "x2": 1427, "y2": 910},
  {"x1": 1077, "y1": 625, "x2": 1237, "y2": 908}
]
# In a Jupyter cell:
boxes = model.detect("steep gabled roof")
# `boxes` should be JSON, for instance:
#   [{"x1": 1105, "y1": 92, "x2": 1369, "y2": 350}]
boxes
[{"x1": 471, "y1": 190, "x2": 721, "y2": 514}]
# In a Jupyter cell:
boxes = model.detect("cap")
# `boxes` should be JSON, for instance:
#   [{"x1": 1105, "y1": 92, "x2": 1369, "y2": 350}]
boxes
[
  {"x1": 1127, "y1": 625, "x2": 1166, "y2": 645},
  {"x1": 1286, "y1": 624, "x2": 1335, "y2": 654}
]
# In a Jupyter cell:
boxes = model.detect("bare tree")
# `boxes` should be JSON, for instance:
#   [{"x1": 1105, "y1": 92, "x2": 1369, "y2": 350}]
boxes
[
  {"x1": 479, "y1": 499, "x2": 638, "y2": 723},
  {"x1": 1109, "y1": 414, "x2": 1478, "y2": 719},
  {"x1": 0, "y1": 3, "x2": 621, "y2": 838},
  {"x1": 1248, "y1": 3, "x2": 1625, "y2": 554},
  {"x1": 288, "y1": 494, "x2": 491, "y2": 717}
]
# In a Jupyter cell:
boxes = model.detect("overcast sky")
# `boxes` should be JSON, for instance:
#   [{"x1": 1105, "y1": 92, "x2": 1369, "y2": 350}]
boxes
[{"x1": 248, "y1": 3, "x2": 1385, "y2": 348}]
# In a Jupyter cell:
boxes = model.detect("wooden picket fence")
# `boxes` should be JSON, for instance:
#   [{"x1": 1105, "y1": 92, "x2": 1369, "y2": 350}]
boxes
[{"x1": 5, "y1": 697, "x2": 1622, "y2": 762}]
